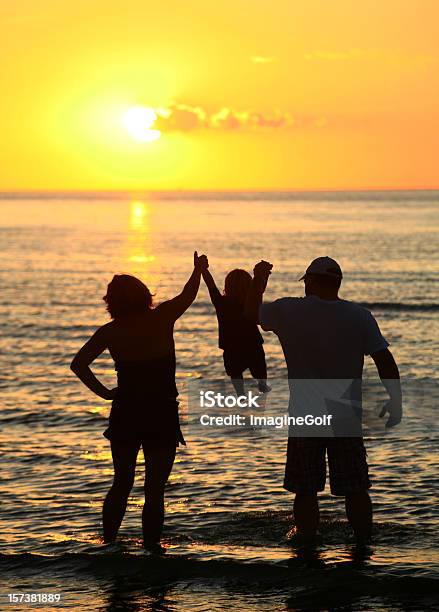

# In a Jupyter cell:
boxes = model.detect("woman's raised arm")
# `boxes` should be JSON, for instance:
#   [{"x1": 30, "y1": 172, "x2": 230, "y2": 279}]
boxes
[{"x1": 158, "y1": 251, "x2": 208, "y2": 321}]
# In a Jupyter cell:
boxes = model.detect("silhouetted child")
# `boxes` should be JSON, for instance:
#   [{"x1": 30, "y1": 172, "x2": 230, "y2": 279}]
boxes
[{"x1": 202, "y1": 265, "x2": 270, "y2": 396}]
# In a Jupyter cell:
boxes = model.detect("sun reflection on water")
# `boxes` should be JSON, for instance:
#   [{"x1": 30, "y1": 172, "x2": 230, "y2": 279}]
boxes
[{"x1": 127, "y1": 200, "x2": 156, "y2": 265}]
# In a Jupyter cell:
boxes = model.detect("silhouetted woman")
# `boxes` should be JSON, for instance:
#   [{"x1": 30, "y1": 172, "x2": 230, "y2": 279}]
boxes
[{"x1": 71, "y1": 252, "x2": 208, "y2": 552}]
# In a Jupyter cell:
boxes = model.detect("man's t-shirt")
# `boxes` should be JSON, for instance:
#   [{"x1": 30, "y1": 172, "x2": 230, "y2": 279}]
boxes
[
  {"x1": 260, "y1": 295, "x2": 388, "y2": 379},
  {"x1": 259, "y1": 295, "x2": 389, "y2": 434}
]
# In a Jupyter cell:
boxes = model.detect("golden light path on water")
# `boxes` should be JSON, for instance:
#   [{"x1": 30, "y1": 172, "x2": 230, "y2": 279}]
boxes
[{"x1": 127, "y1": 200, "x2": 156, "y2": 264}]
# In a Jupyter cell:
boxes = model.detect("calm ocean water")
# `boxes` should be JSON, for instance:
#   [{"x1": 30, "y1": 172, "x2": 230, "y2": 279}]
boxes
[{"x1": 1, "y1": 191, "x2": 438, "y2": 611}]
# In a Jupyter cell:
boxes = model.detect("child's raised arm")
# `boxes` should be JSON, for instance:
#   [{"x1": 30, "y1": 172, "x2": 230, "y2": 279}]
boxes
[{"x1": 202, "y1": 266, "x2": 222, "y2": 307}]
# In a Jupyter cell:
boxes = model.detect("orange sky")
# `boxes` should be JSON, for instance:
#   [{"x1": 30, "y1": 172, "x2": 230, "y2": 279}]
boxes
[{"x1": 1, "y1": 0, "x2": 438, "y2": 190}]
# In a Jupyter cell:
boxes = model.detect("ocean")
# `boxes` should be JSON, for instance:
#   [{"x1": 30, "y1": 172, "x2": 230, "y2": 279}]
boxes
[{"x1": 1, "y1": 191, "x2": 438, "y2": 611}]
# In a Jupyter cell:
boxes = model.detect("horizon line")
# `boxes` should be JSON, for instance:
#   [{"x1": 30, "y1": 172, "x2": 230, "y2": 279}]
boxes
[{"x1": 1, "y1": 187, "x2": 439, "y2": 196}]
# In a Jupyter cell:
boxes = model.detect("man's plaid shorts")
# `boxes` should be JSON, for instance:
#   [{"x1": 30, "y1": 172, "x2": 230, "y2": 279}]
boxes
[{"x1": 284, "y1": 436, "x2": 371, "y2": 496}]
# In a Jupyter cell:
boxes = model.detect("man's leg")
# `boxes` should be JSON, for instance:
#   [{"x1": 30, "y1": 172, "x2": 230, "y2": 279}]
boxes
[
  {"x1": 345, "y1": 490, "x2": 372, "y2": 542},
  {"x1": 327, "y1": 438, "x2": 372, "y2": 542},
  {"x1": 284, "y1": 437, "x2": 326, "y2": 542},
  {"x1": 293, "y1": 493, "x2": 320, "y2": 540}
]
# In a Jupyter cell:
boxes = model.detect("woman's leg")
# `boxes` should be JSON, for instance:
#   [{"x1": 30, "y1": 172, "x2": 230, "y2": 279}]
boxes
[
  {"x1": 103, "y1": 439, "x2": 141, "y2": 543},
  {"x1": 141, "y1": 443, "x2": 176, "y2": 546}
]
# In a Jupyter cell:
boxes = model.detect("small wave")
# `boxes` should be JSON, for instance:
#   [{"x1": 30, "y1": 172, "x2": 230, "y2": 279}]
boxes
[
  {"x1": 1, "y1": 551, "x2": 437, "y2": 612},
  {"x1": 168, "y1": 511, "x2": 435, "y2": 549},
  {"x1": 189, "y1": 300, "x2": 439, "y2": 313},
  {"x1": 1, "y1": 550, "x2": 438, "y2": 590},
  {"x1": 360, "y1": 302, "x2": 439, "y2": 312},
  {"x1": 0, "y1": 409, "x2": 104, "y2": 427}
]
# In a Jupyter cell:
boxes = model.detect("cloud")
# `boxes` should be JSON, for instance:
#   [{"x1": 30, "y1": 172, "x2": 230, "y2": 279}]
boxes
[
  {"x1": 210, "y1": 108, "x2": 243, "y2": 129},
  {"x1": 250, "y1": 111, "x2": 291, "y2": 128},
  {"x1": 250, "y1": 55, "x2": 276, "y2": 64},
  {"x1": 151, "y1": 103, "x2": 325, "y2": 133},
  {"x1": 155, "y1": 104, "x2": 206, "y2": 131}
]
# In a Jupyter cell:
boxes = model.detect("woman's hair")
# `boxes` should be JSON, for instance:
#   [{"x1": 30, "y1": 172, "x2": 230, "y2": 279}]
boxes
[
  {"x1": 224, "y1": 269, "x2": 252, "y2": 305},
  {"x1": 103, "y1": 274, "x2": 153, "y2": 319}
]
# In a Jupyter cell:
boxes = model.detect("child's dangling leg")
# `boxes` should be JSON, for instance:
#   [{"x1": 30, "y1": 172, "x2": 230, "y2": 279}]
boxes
[
  {"x1": 223, "y1": 350, "x2": 246, "y2": 396},
  {"x1": 230, "y1": 374, "x2": 245, "y2": 396},
  {"x1": 257, "y1": 379, "x2": 271, "y2": 393},
  {"x1": 250, "y1": 346, "x2": 271, "y2": 393}
]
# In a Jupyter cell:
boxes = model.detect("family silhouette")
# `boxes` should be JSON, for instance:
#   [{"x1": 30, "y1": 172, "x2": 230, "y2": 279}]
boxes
[{"x1": 70, "y1": 252, "x2": 402, "y2": 553}]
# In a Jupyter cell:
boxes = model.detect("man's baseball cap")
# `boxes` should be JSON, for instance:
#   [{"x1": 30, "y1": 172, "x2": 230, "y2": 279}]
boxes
[{"x1": 299, "y1": 256, "x2": 343, "y2": 280}]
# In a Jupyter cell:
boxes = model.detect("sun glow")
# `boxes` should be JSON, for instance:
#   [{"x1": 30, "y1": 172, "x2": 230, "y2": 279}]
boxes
[{"x1": 122, "y1": 106, "x2": 161, "y2": 142}]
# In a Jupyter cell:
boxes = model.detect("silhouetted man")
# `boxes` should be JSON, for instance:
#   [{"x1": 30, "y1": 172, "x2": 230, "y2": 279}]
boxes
[{"x1": 246, "y1": 257, "x2": 402, "y2": 544}]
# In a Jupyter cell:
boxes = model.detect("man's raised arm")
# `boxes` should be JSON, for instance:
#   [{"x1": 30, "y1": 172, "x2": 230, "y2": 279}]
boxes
[{"x1": 245, "y1": 260, "x2": 273, "y2": 324}]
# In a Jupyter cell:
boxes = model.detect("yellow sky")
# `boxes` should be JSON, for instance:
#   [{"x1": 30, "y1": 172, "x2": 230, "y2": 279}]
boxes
[{"x1": 1, "y1": 0, "x2": 438, "y2": 190}]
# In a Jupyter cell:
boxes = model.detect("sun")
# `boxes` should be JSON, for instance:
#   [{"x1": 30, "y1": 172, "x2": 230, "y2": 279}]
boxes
[{"x1": 122, "y1": 106, "x2": 161, "y2": 142}]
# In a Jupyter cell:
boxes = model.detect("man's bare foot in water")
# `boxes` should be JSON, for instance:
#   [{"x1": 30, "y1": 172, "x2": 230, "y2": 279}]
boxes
[{"x1": 143, "y1": 540, "x2": 167, "y2": 555}]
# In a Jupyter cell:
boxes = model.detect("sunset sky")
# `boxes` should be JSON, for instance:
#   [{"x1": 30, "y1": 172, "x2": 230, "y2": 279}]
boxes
[{"x1": 1, "y1": 0, "x2": 438, "y2": 191}]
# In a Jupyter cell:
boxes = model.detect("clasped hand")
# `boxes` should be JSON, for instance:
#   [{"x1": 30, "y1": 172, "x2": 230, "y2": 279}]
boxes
[{"x1": 194, "y1": 251, "x2": 209, "y2": 270}]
